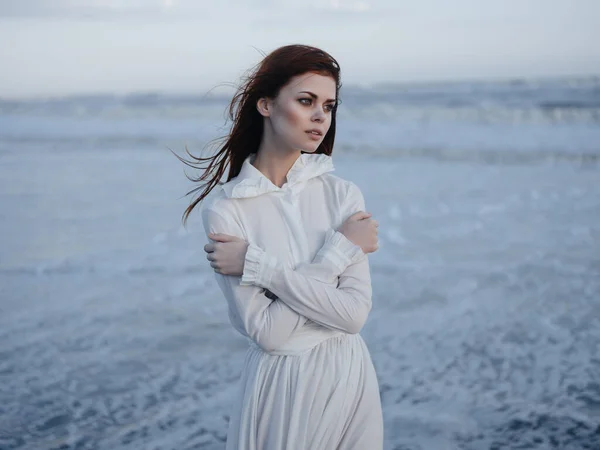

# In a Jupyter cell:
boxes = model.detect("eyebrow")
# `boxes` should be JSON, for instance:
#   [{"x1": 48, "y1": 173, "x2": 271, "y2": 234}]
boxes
[{"x1": 299, "y1": 91, "x2": 337, "y2": 103}]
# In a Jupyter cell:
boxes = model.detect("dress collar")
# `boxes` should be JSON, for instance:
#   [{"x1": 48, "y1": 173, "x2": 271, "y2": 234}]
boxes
[{"x1": 222, "y1": 152, "x2": 335, "y2": 199}]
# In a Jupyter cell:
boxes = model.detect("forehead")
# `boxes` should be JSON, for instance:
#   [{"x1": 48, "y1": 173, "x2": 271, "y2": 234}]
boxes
[{"x1": 281, "y1": 72, "x2": 337, "y2": 98}]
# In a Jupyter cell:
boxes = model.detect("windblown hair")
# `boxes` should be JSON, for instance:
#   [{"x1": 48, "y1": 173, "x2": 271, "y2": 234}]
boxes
[{"x1": 174, "y1": 44, "x2": 342, "y2": 225}]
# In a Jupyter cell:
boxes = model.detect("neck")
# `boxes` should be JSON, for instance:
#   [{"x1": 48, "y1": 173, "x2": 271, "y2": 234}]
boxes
[{"x1": 252, "y1": 131, "x2": 302, "y2": 188}]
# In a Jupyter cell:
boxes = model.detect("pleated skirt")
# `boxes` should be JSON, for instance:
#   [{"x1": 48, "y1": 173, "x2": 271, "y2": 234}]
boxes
[{"x1": 225, "y1": 333, "x2": 383, "y2": 450}]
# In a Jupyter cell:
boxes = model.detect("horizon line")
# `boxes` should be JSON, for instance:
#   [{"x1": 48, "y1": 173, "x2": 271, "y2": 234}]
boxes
[{"x1": 1, "y1": 72, "x2": 598, "y2": 102}]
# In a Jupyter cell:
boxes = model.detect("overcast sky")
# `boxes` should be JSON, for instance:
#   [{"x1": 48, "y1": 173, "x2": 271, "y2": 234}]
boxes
[{"x1": 0, "y1": 0, "x2": 598, "y2": 98}]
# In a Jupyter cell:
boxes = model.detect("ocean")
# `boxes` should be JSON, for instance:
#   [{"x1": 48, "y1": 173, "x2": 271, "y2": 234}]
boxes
[{"x1": 1, "y1": 76, "x2": 599, "y2": 449}]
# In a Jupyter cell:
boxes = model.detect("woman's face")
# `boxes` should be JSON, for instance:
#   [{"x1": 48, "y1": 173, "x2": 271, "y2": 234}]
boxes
[{"x1": 262, "y1": 72, "x2": 337, "y2": 153}]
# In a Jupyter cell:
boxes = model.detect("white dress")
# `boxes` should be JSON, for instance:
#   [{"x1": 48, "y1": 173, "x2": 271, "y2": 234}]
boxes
[{"x1": 201, "y1": 152, "x2": 383, "y2": 450}]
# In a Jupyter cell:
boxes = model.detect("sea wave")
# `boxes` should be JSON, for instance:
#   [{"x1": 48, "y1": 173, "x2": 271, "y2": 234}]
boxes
[
  {"x1": 336, "y1": 145, "x2": 600, "y2": 165},
  {"x1": 1, "y1": 76, "x2": 599, "y2": 125}
]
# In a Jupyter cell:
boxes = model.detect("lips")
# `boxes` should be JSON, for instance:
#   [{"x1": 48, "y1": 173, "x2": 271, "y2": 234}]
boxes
[{"x1": 306, "y1": 129, "x2": 323, "y2": 136}]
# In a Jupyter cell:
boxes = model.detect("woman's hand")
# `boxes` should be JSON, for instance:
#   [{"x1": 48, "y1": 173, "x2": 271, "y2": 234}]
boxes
[
  {"x1": 338, "y1": 211, "x2": 379, "y2": 254},
  {"x1": 204, "y1": 233, "x2": 249, "y2": 276}
]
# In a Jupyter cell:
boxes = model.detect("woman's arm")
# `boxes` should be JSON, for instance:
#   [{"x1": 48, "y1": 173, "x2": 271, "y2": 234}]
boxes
[
  {"x1": 204, "y1": 182, "x2": 375, "y2": 336},
  {"x1": 202, "y1": 206, "x2": 308, "y2": 353},
  {"x1": 288, "y1": 227, "x2": 366, "y2": 285},
  {"x1": 207, "y1": 214, "x2": 369, "y2": 292},
  {"x1": 240, "y1": 182, "x2": 374, "y2": 334},
  {"x1": 294, "y1": 183, "x2": 377, "y2": 284},
  {"x1": 241, "y1": 244, "x2": 371, "y2": 334}
]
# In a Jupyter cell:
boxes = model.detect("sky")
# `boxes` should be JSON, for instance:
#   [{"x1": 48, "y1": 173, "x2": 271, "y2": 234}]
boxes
[{"x1": 0, "y1": 0, "x2": 599, "y2": 98}]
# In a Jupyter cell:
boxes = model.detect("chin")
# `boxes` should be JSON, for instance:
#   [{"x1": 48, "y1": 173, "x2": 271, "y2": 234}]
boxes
[{"x1": 295, "y1": 142, "x2": 320, "y2": 154}]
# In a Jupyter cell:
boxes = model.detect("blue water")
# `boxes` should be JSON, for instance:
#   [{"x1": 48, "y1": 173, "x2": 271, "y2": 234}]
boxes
[
  {"x1": 1, "y1": 75, "x2": 599, "y2": 449},
  {"x1": 1, "y1": 75, "x2": 599, "y2": 160}
]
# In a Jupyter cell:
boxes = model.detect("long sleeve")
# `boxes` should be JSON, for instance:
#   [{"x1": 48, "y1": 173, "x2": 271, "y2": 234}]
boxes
[
  {"x1": 240, "y1": 182, "x2": 373, "y2": 335},
  {"x1": 295, "y1": 228, "x2": 366, "y2": 284},
  {"x1": 201, "y1": 205, "x2": 308, "y2": 353}
]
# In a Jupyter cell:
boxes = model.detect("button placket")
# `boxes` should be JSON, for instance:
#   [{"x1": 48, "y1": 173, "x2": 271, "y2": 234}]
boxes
[{"x1": 279, "y1": 186, "x2": 310, "y2": 264}]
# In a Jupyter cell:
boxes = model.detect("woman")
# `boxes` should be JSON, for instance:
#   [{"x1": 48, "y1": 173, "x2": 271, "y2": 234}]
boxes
[{"x1": 180, "y1": 44, "x2": 383, "y2": 449}]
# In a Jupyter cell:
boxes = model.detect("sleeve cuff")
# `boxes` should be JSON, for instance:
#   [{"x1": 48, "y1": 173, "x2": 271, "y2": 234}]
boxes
[
  {"x1": 240, "y1": 243, "x2": 278, "y2": 288},
  {"x1": 313, "y1": 229, "x2": 366, "y2": 273}
]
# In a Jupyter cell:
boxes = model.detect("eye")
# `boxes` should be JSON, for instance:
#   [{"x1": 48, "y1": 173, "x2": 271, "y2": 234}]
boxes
[
  {"x1": 299, "y1": 98, "x2": 312, "y2": 106},
  {"x1": 324, "y1": 103, "x2": 336, "y2": 112}
]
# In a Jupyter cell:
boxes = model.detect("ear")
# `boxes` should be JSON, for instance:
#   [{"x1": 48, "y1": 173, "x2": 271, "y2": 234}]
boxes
[{"x1": 256, "y1": 97, "x2": 271, "y2": 117}]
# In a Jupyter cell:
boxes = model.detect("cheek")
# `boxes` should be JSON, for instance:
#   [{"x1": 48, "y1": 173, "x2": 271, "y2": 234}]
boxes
[
  {"x1": 282, "y1": 107, "x2": 305, "y2": 127},
  {"x1": 276, "y1": 103, "x2": 307, "y2": 132}
]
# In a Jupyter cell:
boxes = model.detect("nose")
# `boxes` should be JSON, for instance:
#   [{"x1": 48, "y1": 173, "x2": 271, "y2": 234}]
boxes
[{"x1": 312, "y1": 109, "x2": 325, "y2": 123}]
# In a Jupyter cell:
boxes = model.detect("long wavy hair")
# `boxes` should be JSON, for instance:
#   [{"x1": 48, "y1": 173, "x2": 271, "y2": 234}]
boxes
[{"x1": 174, "y1": 44, "x2": 342, "y2": 225}]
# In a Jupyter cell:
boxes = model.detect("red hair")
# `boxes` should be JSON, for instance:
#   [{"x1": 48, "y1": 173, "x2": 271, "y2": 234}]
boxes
[{"x1": 174, "y1": 44, "x2": 342, "y2": 225}]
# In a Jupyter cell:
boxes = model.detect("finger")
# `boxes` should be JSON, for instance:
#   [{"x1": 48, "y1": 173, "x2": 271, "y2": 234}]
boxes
[
  {"x1": 204, "y1": 243, "x2": 214, "y2": 253},
  {"x1": 206, "y1": 253, "x2": 215, "y2": 261},
  {"x1": 209, "y1": 233, "x2": 239, "y2": 243},
  {"x1": 350, "y1": 211, "x2": 371, "y2": 221},
  {"x1": 210, "y1": 261, "x2": 219, "y2": 270}
]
